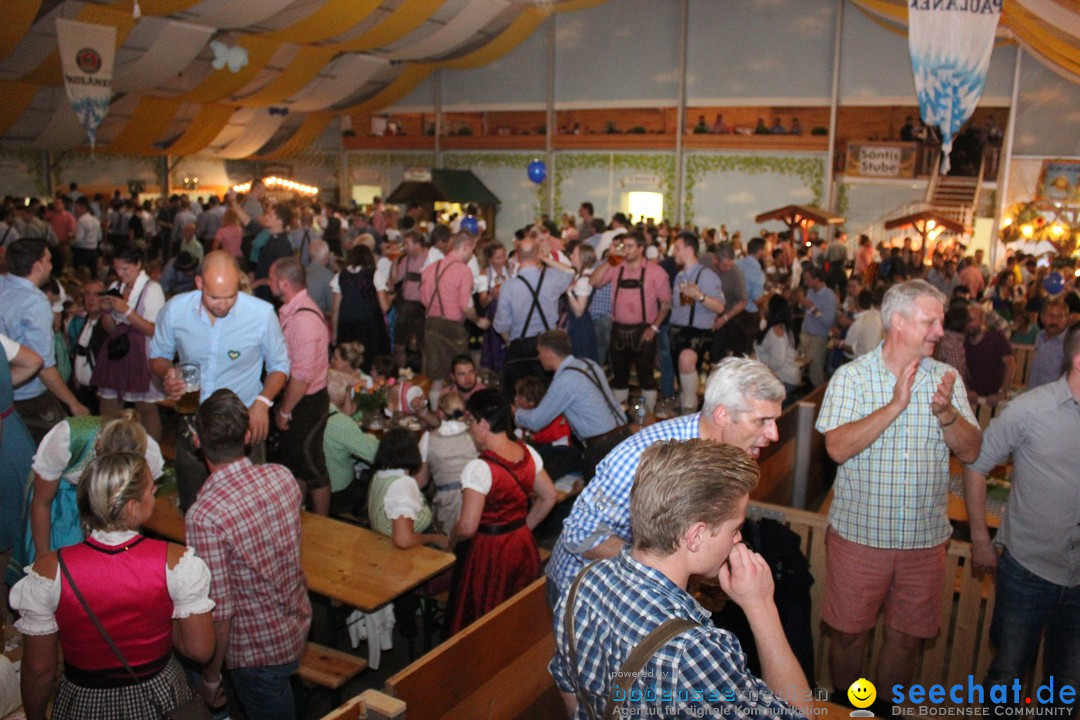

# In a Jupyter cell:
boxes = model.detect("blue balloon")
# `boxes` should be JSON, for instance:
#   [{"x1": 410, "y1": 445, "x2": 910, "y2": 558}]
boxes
[
  {"x1": 461, "y1": 215, "x2": 479, "y2": 235},
  {"x1": 527, "y1": 159, "x2": 547, "y2": 184},
  {"x1": 1043, "y1": 271, "x2": 1065, "y2": 295}
]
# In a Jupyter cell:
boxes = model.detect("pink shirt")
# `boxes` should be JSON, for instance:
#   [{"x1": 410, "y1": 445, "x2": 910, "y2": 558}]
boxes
[
  {"x1": 214, "y1": 225, "x2": 243, "y2": 259},
  {"x1": 420, "y1": 255, "x2": 474, "y2": 322},
  {"x1": 597, "y1": 261, "x2": 672, "y2": 325},
  {"x1": 47, "y1": 209, "x2": 76, "y2": 243},
  {"x1": 959, "y1": 265, "x2": 985, "y2": 297},
  {"x1": 278, "y1": 289, "x2": 329, "y2": 393}
]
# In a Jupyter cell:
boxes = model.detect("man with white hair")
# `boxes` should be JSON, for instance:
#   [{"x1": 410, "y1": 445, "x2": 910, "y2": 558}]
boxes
[
  {"x1": 546, "y1": 357, "x2": 785, "y2": 607},
  {"x1": 816, "y1": 279, "x2": 981, "y2": 712}
]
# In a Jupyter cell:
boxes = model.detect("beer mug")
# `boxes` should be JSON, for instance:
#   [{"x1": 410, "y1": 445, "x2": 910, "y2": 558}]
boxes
[
  {"x1": 608, "y1": 241, "x2": 625, "y2": 266},
  {"x1": 177, "y1": 363, "x2": 201, "y2": 415},
  {"x1": 679, "y1": 280, "x2": 693, "y2": 306}
]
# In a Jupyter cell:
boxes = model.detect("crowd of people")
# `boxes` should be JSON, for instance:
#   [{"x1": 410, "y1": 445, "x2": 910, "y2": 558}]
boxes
[{"x1": 0, "y1": 180, "x2": 1078, "y2": 719}]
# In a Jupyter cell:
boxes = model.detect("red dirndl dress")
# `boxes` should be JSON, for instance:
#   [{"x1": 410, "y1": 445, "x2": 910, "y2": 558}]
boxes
[{"x1": 448, "y1": 443, "x2": 541, "y2": 635}]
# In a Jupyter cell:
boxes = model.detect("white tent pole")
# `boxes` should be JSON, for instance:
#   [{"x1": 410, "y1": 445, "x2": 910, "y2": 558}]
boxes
[
  {"x1": 824, "y1": 0, "x2": 845, "y2": 237},
  {"x1": 991, "y1": 45, "x2": 1023, "y2": 270}
]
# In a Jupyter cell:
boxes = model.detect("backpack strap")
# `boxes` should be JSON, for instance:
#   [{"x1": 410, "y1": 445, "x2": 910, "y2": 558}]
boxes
[
  {"x1": 604, "y1": 618, "x2": 700, "y2": 720},
  {"x1": 564, "y1": 561, "x2": 700, "y2": 720}
]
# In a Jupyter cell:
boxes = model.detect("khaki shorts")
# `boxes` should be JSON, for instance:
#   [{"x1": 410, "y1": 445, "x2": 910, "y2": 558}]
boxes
[{"x1": 822, "y1": 525, "x2": 947, "y2": 639}]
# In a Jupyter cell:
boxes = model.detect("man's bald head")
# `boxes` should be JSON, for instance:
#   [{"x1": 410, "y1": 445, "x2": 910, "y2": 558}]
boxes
[{"x1": 197, "y1": 250, "x2": 242, "y2": 318}]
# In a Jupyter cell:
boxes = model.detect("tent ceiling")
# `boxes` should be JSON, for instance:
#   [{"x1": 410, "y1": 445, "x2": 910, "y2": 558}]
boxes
[
  {"x1": 1, "y1": 0, "x2": 1078, "y2": 159},
  {"x1": 0, "y1": 0, "x2": 606, "y2": 158}
]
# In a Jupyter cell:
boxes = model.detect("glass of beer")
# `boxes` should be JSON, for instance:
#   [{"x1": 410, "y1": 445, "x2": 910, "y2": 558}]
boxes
[
  {"x1": 177, "y1": 363, "x2": 200, "y2": 415},
  {"x1": 679, "y1": 280, "x2": 694, "y2": 306},
  {"x1": 608, "y1": 241, "x2": 625, "y2": 266}
]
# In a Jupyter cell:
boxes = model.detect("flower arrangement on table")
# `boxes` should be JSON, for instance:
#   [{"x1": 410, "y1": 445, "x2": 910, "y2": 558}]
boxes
[{"x1": 351, "y1": 376, "x2": 393, "y2": 421}]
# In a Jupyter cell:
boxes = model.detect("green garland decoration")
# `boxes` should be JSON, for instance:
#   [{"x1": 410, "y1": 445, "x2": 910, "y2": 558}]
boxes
[
  {"x1": 683, "y1": 154, "x2": 824, "y2": 224},
  {"x1": 834, "y1": 182, "x2": 850, "y2": 218},
  {"x1": 552, "y1": 153, "x2": 676, "y2": 220}
]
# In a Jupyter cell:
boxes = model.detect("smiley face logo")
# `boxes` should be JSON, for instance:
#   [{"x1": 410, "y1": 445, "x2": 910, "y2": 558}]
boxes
[{"x1": 847, "y1": 678, "x2": 876, "y2": 709}]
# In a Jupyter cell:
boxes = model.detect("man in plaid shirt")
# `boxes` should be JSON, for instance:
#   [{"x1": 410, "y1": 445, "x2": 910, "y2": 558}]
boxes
[
  {"x1": 186, "y1": 389, "x2": 311, "y2": 720},
  {"x1": 551, "y1": 440, "x2": 811, "y2": 719},
  {"x1": 816, "y1": 280, "x2": 980, "y2": 710}
]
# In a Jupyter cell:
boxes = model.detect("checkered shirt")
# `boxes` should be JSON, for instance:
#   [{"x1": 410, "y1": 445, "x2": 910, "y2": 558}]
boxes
[
  {"x1": 278, "y1": 289, "x2": 329, "y2": 393},
  {"x1": 185, "y1": 458, "x2": 311, "y2": 669},
  {"x1": 550, "y1": 549, "x2": 804, "y2": 720},
  {"x1": 547, "y1": 414, "x2": 700, "y2": 595},
  {"x1": 816, "y1": 346, "x2": 976, "y2": 549},
  {"x1": 589, "y1": 282, "x2": 613, "y2": 318}
]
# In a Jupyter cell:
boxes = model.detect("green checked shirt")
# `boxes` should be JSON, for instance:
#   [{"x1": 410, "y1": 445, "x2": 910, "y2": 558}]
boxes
[
  {"x1": 816, "y1": 345, "x2": 977, "y2": 549},
  {"x1": 323, "y1": 404, "x2": 379, "y2": 493}
]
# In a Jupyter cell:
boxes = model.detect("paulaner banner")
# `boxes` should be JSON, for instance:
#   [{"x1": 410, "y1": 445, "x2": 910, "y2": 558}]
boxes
[
  {"x1": 55, "y1": 19, "x2": 116, "y2": 150},
  {"x1": 907, "y1": 0, "x2": 1001, "y2": 173}
]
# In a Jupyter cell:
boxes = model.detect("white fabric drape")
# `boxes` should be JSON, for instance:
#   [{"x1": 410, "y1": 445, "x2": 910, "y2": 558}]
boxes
[
  {"x1": 114, "y1": 19, "x2": 214, "y2": 93},
  {"x1": 387, "y1": 0, "x2": 509, "y2": 61},
  {"x1": 285, "y1": 53, "x2": 389, "y2": 111}
]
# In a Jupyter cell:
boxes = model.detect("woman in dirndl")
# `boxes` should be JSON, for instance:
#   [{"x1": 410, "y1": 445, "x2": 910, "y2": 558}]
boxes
[
  {"x1": 93, "y1": 244, "x2": 166, "y2": 442},
  {"x1": 11, "y1": 451, "x2": 214, "y2": 720},
  {"x1": 448, "y1": 389, "x2": 556, "y2": 634},
  {"x1": 479, "y1": 243, "x2": 511, "y2": 372},
  {"x1": 8, "y1": 415, "x2": 164, "y2": 586}
]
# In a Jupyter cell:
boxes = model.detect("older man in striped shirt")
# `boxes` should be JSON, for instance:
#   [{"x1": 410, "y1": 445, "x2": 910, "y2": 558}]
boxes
[{"x1": 270, "y1": 256, "x2": 331, "y2": 516}]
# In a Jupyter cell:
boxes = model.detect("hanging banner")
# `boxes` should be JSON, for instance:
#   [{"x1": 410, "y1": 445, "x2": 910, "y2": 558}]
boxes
[
  {"x1": 907, "y1": 0, "x2": 1001, "y2": 173},
  {"x1": 55, "y1": 19, "x2": 116, "y2": 150}
]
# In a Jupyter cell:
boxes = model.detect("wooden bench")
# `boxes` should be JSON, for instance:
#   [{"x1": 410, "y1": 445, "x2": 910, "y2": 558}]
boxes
[
  {"x1": 384, "y1": 576, "x2": 564, "y2": 719},
  {"x1": 299, "y1": 642, "x2": 368, "y2": 706},
  {"x1": 319, "y1": 690, "x2": 405, "y2": 720},
  {"x1": 1011, "y1": 343, "x2": 1035, "y2": 389}
]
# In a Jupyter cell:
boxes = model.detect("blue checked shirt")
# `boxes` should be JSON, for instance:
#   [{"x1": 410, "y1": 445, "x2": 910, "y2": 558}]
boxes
[
  {"x1": 816, "y1": 347, "x2": 977, "y2": 549},
  {"x1": 589, "y1": 282, "x2": 613, "y2": 319},
  {"x1": 550, "y1": 548, "x2": 804, "y2": 720},
  {"x1": 735, "y1": 256, "x2": 766, "y2": 313},
  {"x1": 515, "y1": 356, "x2": 626, "y2": 440},
  {"x1": 0, "y1": 275, "x2": 54, "y2": 400},
  {"x1": 548, "y1": 414, "x2": 701, "y2": 595},
  {"x1": 148, "y1": 290, "x2": 290, "y2": 407}
]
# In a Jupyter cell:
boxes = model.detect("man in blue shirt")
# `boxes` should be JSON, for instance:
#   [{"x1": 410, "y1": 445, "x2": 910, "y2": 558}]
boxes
[
  {"x1": 0, "y1": 239, "x2": 88, "y2": 442},
  {"x1": 149, "y1": 251, "x2": 290, "y2": 510},
  {"x1": 494, "y1": 233, "x2": 572, "y2": 400},
  {"x1": 547, "y1": 357, "x2": 785, "y2": 606},
  {"x1": 550, "y1": 439, "x2": 811, "y2": 720},
  {"x1": 1026, "y1": 299, "x2": 1069, "y2": 389},
  {"x1": 670, "y1": 232, "x2": 726, "y2": 413},
  {"x1": 798, "y1": 267, "x2": 837, "y2": 387},
  {"x1": 515, "y1": 330, "x2": 628, "y2": 480}
]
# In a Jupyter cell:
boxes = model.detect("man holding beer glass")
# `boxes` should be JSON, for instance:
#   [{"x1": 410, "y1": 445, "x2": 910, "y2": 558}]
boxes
[
  {"x1": 590, "y1": 230, "x2": 672, "y2": 413},
  {"x1": 150, "y1": 251, "x2": 290, "y2": 510},
  {"x1": 669, "y1": 231, "x2": 726, "y2": 414}
]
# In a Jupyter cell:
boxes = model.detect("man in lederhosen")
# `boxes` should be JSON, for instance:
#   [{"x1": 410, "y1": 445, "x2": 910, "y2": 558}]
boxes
[
  {"x1": 494, "y1": 232, "x2": 573, "y2": 400},
  {"x1": 392, "y1": 229, "x2": 429, "y2": 370},
  {"x1": 591, "y1": 229, "x2": 672, "y2": 412},
  {"x1": 669, "y1": 231, "x2": 726, "y2": 414},
  {"x1": 420, "y1": 232, "x2": 489, "y2": 399}
]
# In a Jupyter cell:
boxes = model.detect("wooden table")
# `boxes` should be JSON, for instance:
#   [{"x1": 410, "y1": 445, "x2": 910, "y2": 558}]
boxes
[{"x1": 145, "y1": 494, "x2": 455, "y2": 613}]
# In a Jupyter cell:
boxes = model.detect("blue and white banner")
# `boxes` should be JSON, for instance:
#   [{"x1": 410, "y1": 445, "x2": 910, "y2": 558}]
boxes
[
  {"x1": 908, "y1": 0, "x2": 1002, "y2": 173},
  {"x1": 55, "y1": 19, "x2": 116, "y2": 151}
]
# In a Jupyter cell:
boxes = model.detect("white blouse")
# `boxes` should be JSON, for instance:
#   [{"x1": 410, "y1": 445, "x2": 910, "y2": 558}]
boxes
[
  {"x1": 109, "y1": 271, "x2": 165, "y2": 325},
  {"x1": 460, "y1": 444, "x2": 544, "y2": 495},
  {"x1": 418, "y1": 419, "x2": 469, "y2": 462},
  {"x1": 31, "y1": 422, "x2": 165, "y2": 484},
  {"x1": 11, "y1": 529, "x2": 215, "y2": 636},
  {"x1": 375, "y1": 470, "x2": 424, "y2": 521},
  {"x1": 0, "y1": 332, "x2": 18, "y2": 361}
]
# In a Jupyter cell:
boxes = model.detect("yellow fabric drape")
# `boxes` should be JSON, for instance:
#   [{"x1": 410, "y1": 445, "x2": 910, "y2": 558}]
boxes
[
  {"x1": 0, "y1": 80, "x2": 40, "y2": 136},
  {"x1": 1, "y1": 0, "x2": 44, "y2": 65},
  {"x1": 334, "y1": 0, "x2": 442, "y2": 52},
  {"x1": 853, "y1": 3, "x2": 908, "y2": 38},
  {"x1": 851, "y1": 0, "x2": 907, "y2": 23},
  {"x1": 336, "y1": 63, "x2": 435, "y2": 113},
  {"x1": 165, "y1": 104, "x2": 236, "y2": 156},
  {"x1": 106, "y1": 97, "x2": 183, "y2": 155},
  {"x1": 234, "y1": 47, "x2": 337, "y2": 107},
  {"x1": 442, "y1": 8, "x2": 548, "y2": 71},
  {"x1": 259, "y1": 112, "x2": 334, "y2": 158},
  {"x1": 1005, "y1": 1, "x2": 1080, "y2": 78},
  {"x1": 118, "y1": 0, "x2": 205, "y2": 15},
  {"x1": 266, "y1": 0, "x2": 381, "y2": 44},
  {"x1": 20, "y1": 4, "x2": 136, "y2": 87},
  {"x1": 182, "y1": 36, "x2": 277, "y2": 104}
]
